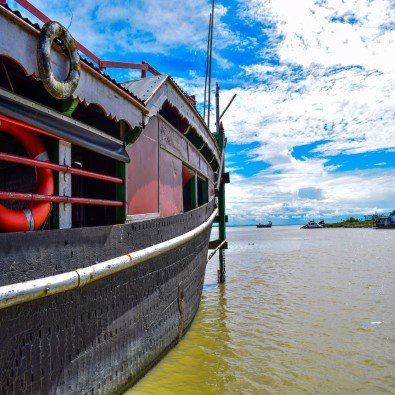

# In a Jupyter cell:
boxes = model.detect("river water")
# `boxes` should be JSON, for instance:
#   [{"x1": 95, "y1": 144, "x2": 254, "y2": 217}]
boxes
[{"x1": 128, "y1": 226, "x2": 394, "y2": 394}]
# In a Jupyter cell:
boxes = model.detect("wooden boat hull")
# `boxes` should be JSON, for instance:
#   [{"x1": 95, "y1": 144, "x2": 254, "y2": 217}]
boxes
[{"x1": 0, "y1": 200, "x2": 214, "y2": 394}]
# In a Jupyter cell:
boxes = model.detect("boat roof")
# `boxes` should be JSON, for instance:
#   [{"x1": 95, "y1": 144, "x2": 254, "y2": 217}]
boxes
[
  {"x1": 0, "y1": 2, "x2": 220, "y2": 167},
  {"x1": 122, "y1": 75, "x2": 220, "y2": 164}
]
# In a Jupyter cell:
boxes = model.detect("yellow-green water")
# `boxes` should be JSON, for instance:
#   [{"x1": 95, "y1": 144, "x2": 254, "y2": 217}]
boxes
[{"x1": 127, "y1": 226, "x2": 395, "y2": 394}]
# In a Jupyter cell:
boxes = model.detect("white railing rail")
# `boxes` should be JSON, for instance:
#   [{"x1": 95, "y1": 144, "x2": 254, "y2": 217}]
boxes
[{"x1": 0, "y1": 208, "x2": 218, "y2": 310}]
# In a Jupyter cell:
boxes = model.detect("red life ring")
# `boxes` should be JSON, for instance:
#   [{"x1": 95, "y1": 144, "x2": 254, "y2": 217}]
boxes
[{"x1": 0, "y1": 127, "x2": 54, "y2": 232}]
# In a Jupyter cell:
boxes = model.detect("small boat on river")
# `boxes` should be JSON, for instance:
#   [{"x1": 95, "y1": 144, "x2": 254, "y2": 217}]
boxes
[
  {"x1": 301, "y1": 220, "x2": 323, "y2": 229},
  {"x1": 257, "y1": 221, "x2": 272, "y2": 228}
]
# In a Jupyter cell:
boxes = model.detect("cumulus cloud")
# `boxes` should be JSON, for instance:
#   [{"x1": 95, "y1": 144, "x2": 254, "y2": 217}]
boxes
[
  {"x1": 218, "y1": 0, "x2": 395, "y2": 223},
  {"x1": 227, "y1": 163, "x2": 395, "y2": 224},
  {"x1": 8, "y1": 0, "x2": 237, "y2": 58},
  {"x1": 221, "y1": 65, "x2": 395, "y2": 158},
  {"x1": 239, "y1": 0, "x2": 395, "y2": 72}
]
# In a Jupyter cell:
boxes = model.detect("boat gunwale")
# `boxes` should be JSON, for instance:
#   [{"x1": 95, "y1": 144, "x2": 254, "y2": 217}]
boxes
[{"x1": 0, "y1": 203, "x2": 218, "y2": 311}]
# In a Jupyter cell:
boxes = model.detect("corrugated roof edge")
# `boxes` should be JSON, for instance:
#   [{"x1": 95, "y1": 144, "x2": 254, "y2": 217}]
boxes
[{"x1": 121, "y1": 74, "x2": 220, "y2": 158}]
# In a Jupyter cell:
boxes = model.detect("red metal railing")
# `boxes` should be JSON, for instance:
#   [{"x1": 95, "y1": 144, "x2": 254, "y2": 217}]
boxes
[
  {"x1": 2, "y1": 0, "x2": 160, "y2": 78},
  {"x1": 0, "y1": 114, "x2": 124, "y2": 207},
  {"x1": 0, "y1": 153, "x2": 124, "y2": 207},
  {"x1": 0, "y1": 192, "x2": 123, "y2": 206},
  {"x1": 0, "y1": 152, "x2": 123, "y2": 184}
]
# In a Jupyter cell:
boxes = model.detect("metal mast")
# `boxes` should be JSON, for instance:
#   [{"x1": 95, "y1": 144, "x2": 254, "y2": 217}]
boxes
[
  {"x1": 203, "y1": 12, "x2": 212, "y2": 121},
  {"x1": 207, "y1": 0, "x2": 214, "y2": 128}
]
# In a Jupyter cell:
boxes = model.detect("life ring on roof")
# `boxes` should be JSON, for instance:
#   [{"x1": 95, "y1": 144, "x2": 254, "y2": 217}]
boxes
[
  {"x1": 0, "y1": 128, "x2": 54, "y2": 232},
  {"x1": 37, "y1": 21, "x2": 81, "y2": 100}
]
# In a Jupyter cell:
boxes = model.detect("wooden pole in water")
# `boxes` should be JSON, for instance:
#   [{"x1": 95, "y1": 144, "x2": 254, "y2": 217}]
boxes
[{"x1": 215, "y1": 83, "x2": 227, "y2": 283}]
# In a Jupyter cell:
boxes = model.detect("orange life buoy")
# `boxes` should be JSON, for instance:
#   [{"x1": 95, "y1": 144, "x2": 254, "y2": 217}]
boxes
[{"x1": 0, "y1": 127, "x2": 54, "y2": 232}]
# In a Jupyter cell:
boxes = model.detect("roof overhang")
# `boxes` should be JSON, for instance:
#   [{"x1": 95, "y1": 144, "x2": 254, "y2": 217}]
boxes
[
  {"x1": 0, "y1": 6, "x2": 147, "y2": 131},
  {"x1": 0, "y1": 88, "x2": 130, "y2": 162}
]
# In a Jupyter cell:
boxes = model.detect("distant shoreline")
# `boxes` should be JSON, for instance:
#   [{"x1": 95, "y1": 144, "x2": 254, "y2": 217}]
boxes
[
  {"x1": 322, "y1": 220, "x2": 375, "y2": 228},
  {"x1": 223, "y1": 222, "x2": 375, "y2": 228}
]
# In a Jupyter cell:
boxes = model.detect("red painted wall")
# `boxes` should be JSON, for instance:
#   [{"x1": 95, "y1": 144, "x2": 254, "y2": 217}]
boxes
[
  {"x1": 159, "y1": 149, "x2": 183, "y2": 217},
  {"x1": 159, "y1": 118, "x2": 188, "y2": 161},
  {"x1": 127, "y1": 115, "x2": 214, "y2": 218},
  {"x1": 126, "y1": 117, "x2": 159, "y2": 215}
]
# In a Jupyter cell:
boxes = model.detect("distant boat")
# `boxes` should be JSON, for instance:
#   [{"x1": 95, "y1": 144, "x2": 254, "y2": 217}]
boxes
[
  {"x1": 257, "y1": 221, "x2": 272, "y2": 228},
  {"x1": 301, "y1": 220, "x2": 323, "y2": 229}
]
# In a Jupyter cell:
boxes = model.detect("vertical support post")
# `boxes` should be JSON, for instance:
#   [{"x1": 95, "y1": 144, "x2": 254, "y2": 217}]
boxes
[
  {"x1": 115, "y1": 161, "x2": 126, "y2": 224},
  {"x1": 215, "y1": 82, "x2": 220, "y2": 133},
  {"x1": 58, "y1": 141, "x2": 72, "y2": 229},
  {"x1": 191, "y1": 173, "x2": 198, "y2": 209},
  {"x1": 56, "y1": 98, "x2": 79, "y2": 229},
  {"x1": 218, "y1": 142, "x2": 226, "y2": 283},
  {"x1": 215, "y1": 82, "x2": 227, "y2": 283}
]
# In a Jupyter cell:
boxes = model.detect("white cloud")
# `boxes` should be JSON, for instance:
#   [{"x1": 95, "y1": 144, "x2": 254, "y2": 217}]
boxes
[
  {"x1": 221, "y1": 65, "x2": 395, "y2": 158},
  {"x1": 219, "y1": 0, "x2": 395, "y2": 222},
  {"x1": 227, "y1": 162, "x2": 395, "y2": 224},
  {"x1": 239, "y1": 0, "x2": 395, "y2": 72},
  {"x1": 8, "y1": 0, "x2": 238, "y2": 59}
]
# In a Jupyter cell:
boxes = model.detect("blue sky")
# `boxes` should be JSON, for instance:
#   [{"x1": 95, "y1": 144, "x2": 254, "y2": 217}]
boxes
[{"x1": 8, "y1": 0, "x2": 395, "y2": 224}]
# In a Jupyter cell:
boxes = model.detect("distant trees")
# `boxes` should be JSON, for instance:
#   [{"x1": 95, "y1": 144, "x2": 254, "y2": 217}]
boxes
[{"x1": 391, "y1": 209, "x2": 395, "y2": 216}]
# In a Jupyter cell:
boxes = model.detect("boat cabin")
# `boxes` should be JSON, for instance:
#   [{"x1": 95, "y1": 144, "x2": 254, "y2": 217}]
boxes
[{"x1": 0, "y1": 3, "x2": 220, "y2": 233}]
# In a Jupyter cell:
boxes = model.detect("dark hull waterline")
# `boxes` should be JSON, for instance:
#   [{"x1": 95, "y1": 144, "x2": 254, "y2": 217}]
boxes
[{"x1": 0, "y1": 201, "x2": 215, "y2": 393}]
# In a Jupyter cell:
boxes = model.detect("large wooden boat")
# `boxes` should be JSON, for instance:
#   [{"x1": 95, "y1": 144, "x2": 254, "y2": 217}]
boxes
[{"x1": 0, "y1": 2, "x2": 226, "y2": 393}]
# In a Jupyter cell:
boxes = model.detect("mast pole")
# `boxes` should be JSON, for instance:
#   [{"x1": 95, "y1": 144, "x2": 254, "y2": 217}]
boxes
[
  {"x1": 215, "y1": 82, "x2": 220, "y2": 133},
  {"x1": 203, "y1": 12, "x2": 212, "y2": 122},
  {"x1": 207, "y1": 0, "x2": 214, "y2": 129}
]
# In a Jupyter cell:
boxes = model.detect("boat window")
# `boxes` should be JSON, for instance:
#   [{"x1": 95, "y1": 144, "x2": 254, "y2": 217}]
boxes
[
  {"x1": 71, "y1": 145, "x2": 119, "y2": 227},
  {"x1": 197, "y1": 176, "x2": 208, "y2": 206},
  {"x1": 182, "y1": 166, "x2": 208, "y2": 212}
]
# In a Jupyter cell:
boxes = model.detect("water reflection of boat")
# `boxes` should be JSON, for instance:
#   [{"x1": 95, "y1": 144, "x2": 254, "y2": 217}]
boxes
[
  {"x1": 301, "y1": 220, "x2": 323, "y2": 229},
  {"x1": 256, "y1": 221, "x2": 272, "y2": 228}
]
